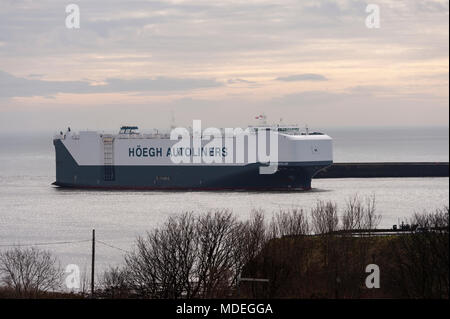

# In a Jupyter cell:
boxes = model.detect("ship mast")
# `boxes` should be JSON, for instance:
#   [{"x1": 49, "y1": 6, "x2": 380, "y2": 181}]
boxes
[
  {"x1": 170, "y1": 110, "x2": 176, "y2": 130},
  {"x1": 255, "y1": 113, "x2": 267, "y2": 125}
]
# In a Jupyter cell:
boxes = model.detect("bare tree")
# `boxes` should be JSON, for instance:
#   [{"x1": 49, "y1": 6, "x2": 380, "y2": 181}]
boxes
[
  {"x1": 269, "y1": 208, "x2": 310, "y2": 238},
  {"x1": 194, "y1": 210, "x2": 238, "y2": 298},
  {"x1": 124, "y1": 212, "x2": 197, "y2": 298},
  {"x1": 362, "y1": 195, "x2": 380, "y2": 231},
  {"x1": 342, "y1": 195, "x2": 380, "y2": 232},
  {"x1": 342, "y1": 195, "x2": 365, "y2": 231},
  {"x1": 0, "y1": 247, "x2": 62, "y2": 297},
  {"x1": 236, "y1": 210, "x2": 267, "y2": 261},
  {"x1": 124, "y1": 210, "x2": 273, "y2": 299},
  {"x1": 100, "y1": 266, "x2": 130, "y2": 298},
  {"x1": 393, "y1": 207, "x2": 449, "y2": 298},
  {"x1": 311, "y1": 201, "x2": 339, "y2": 235},
  {"x1": 339, "y1": 195, "x2": 380, "y2": 298},
  {"x1": 232, "y1": 209, "x2": 269, "y2": 293}
]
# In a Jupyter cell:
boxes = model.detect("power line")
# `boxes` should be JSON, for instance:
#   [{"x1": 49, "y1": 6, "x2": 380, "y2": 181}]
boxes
[
  {"x1": 0, "y1": 239, "x2": 91, "y2": 248},
  {"x1": 0, "y1": 237, "x2": 132, "y2": 254},
  {"x1": 96, "y1": 240, "x2": 131, "y2": 253},
  {"x1": 0, "y1": 238, "x2": 131, "y2": 253}
]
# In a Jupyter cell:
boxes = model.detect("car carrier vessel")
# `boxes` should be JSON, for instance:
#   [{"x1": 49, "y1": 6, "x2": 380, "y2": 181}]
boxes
[{"x1": 53, "y1": 124, "x2": 333, "y2": 190}]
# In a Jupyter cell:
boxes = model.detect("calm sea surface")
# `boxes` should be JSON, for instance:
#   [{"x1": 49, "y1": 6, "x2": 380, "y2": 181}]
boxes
[{"x1": 0, "y1": 127, "x2": 448, "y2": 275}]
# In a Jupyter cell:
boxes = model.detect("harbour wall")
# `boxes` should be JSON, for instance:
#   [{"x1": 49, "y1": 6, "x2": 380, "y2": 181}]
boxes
[{"x1": 315, "y1": 162, "x2": 449, "y2": 178}]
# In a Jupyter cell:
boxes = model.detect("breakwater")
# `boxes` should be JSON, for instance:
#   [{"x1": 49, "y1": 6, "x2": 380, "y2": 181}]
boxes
[{"x1": 315, "y1": 162, "x2": 449, "y2": 178}]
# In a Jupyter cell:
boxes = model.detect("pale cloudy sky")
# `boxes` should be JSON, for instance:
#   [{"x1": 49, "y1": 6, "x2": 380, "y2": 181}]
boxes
[{"x1": 0, "y1": 0, "x2": 448, "y2": 132}]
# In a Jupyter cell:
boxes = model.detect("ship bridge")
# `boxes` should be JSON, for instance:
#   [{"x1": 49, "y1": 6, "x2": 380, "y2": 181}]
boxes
[{"x1": 119, "y1": 126, "x2": 139, "y2": 134}]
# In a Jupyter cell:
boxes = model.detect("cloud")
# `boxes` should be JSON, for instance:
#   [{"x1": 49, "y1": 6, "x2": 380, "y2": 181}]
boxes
[
  {"x1": 275, "y1": 74, "x2": 328, "y2": 82},
  {"x1": 272, "y1": 90, "x2": 346, "y2": 107},
  {"x1": 0, "y1": 71, "x2": 92, "y2": 98},
  {"x1": 226, "y1": 78, "x2": 260, "y2": 88},
  {"x1": 0, "y1": 70, "x2": 222, "y2": 98},
  {"x1": 1, "y1": 0, "x2": 447, "y2": 62},
  {"x1": 103, "y1": 77, "x2": 222, "y2": 92},
  {"x1": 227, "y1": 78, "x2": 255, "y2": 84},
  {"x1": 0, "y1": 0, "x2": 447, "y2": 129},
  {"x1": 27, "y1": 74, "x2": 45, "y2": 78}
]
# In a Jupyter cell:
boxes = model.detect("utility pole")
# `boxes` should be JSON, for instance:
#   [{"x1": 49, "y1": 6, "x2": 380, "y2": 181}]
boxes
[{"x1": 91, "y1": 229, "x2": 95, "y2": 298}]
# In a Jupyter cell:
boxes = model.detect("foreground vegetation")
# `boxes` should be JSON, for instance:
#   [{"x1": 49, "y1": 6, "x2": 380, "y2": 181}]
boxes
[{"x1": 0, "y1": 196, "x2": 448, "y2": 299}]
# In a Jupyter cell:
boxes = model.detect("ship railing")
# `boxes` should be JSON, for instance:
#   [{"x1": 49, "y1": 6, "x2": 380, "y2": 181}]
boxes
[
  {"x1": 115, "y1": 133, "x2": 172, "y2": 139},
  {"x1": 53, "y1": 132, "x2": 80, "y2": 140}
]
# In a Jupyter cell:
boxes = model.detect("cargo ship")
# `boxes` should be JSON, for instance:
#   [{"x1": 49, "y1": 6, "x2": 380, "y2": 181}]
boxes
[{"x1": 53, "y1": 124, "x2": 333, "y2": 190}]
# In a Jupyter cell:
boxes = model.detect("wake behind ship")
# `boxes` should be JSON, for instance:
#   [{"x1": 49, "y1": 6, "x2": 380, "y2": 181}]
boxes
[{"x1": 53, "y1": 125, "x2": 333, "y2": 190}]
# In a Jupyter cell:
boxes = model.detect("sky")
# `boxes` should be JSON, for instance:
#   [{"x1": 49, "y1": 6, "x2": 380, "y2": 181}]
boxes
[{"x1": 0, "y1": 0, "x2": 448, "y2": 132}]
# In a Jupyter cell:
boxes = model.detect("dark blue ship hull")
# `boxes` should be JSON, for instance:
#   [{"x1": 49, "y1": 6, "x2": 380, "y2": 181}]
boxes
[{"x1": 53, "y1": 140, "x2": 331, "y2": 190}]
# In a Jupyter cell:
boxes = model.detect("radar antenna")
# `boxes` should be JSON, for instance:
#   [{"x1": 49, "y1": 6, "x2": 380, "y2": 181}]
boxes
[
  {"x1": 255, "y1": 114, "x2": 267, "y2": 125},
  {"x1": 170, "y1": 110, "x2": 176, "y2": 129}
]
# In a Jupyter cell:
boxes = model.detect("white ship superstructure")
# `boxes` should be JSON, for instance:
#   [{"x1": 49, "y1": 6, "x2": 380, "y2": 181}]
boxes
[{"x1": 53, "y1": 124, "x2": 333, "y2": 190}]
